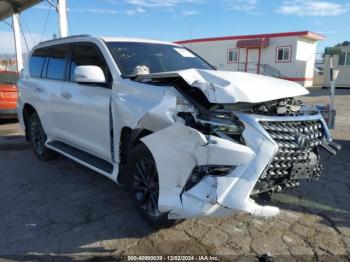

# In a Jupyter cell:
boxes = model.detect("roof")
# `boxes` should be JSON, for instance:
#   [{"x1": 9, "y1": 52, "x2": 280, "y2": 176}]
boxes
[
  {"x1": 0, "y1": 0, "x2": 43, "y2": 20},
  {"x1": 37, "y1": 35, "x2": 179, "y2": 47},
  {"x1": 175, "y1": 31, "x2": 326, "y2": 45},
  {"x1": 101, "y1": 37, "x2": 179, "y2": 46},
  {"x1": 32, "y1": 35, "x2": 179, "y2": 51}
]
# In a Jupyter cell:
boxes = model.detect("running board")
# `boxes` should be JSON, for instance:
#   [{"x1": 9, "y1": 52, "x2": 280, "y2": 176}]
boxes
[{"x1": 47, "y1": 141, "x2": 114, "y2": 175}]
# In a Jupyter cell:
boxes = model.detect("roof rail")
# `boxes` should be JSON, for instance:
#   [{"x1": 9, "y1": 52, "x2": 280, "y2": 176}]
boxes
[{"x1": 38, "y1": 34, "x2": 91, "y2": 45}]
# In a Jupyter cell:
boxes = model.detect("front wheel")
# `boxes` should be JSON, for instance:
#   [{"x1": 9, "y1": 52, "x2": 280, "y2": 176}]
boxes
[
  {"x1": 28, "y1": 113, "x2": 58, "y2": 161},
  {"x1": 127, "y1": 143, "x2": 171, "y2": 227}
]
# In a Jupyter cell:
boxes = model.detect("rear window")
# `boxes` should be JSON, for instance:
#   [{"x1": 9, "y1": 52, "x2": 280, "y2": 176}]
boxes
[
  {"x1": 30, "y1": 48, "x2": 49, "y2": 78},
  {"x1": 46, "y1": 45, "x2": 70, "y2": 80}
]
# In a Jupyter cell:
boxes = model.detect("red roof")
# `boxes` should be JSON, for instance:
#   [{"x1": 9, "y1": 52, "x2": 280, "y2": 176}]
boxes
[{"x1": 175, "y1": 31, "x2": 326, "y2": 45}]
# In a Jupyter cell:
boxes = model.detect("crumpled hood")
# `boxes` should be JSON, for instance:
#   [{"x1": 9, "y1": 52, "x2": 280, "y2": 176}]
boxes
[{"x1": 175, "y1": 69, "x2": 309, "y2": 104}]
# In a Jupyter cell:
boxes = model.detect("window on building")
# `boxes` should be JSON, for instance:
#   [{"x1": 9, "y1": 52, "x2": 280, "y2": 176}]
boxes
[
  {"x1": 276, "y1": 46, "x2": 291, "y2": 62},
  {"x1": 46, "y1": 45, "x2": 70, "y2": 80},
  {"x1": 228, "y1": 49, "x2": 239, "y2": 63},
  {"x1": 30, "y1": 48, "x2": 49, "y2": 78},
  {"x1": 339, "y1": 51, "x2": 350, "y2": 66},
  {"x1": 69, "y1": 44, "x2": 110, "y2": 82}
]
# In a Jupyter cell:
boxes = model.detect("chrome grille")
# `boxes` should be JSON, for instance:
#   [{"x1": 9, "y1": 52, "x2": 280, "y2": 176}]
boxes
[{"x1": 260, "y1": 120, "x2": 324, "y2": 180}]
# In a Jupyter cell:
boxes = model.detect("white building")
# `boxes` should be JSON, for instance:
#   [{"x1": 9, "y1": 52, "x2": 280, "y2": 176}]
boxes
[
  {"x1": 324, "y1": 44, "x2": 350, "y2": 88},
  {"x1": 176, "y1": 31, "x2": 325, "y2": 87}
]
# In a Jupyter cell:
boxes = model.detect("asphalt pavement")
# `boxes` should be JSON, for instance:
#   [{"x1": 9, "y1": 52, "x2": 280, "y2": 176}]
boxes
[{"x1": 0, "y1": 88, "x2": 349, "y2": 260}]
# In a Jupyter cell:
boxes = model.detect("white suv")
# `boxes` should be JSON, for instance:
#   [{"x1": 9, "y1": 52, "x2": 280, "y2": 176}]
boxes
[{"x1": 18, "y1": 35, "x2": 339, "y2": 226}]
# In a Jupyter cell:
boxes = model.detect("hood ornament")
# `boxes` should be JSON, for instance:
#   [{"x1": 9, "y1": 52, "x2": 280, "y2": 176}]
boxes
[{"x1": 296, "y1": 134, "x2": 311, "y2": 151}]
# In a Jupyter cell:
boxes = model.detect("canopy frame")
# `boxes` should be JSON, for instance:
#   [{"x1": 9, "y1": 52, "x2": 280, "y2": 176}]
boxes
[{"x1": 0, "y1": 0, "x2": 68, "y2": 71}]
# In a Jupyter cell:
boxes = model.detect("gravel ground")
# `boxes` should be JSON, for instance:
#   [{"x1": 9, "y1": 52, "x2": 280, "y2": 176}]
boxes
[{"x1": 0, "y1": 88, "x2": 349, "y2": 261}]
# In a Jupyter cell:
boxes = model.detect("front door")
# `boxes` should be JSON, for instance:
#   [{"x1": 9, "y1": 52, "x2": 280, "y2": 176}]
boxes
[
  {"x1": 246, "y1": 48, "x2": 260, "y2": 74},
  {"x1": 58, "y1": 43, "x2": 112, "y2": 161}
]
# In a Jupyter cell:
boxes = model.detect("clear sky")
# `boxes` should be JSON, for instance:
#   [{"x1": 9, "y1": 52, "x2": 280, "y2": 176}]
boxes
[{"x1": 0, "y1": 0, "x2": 349, "y2": 54}]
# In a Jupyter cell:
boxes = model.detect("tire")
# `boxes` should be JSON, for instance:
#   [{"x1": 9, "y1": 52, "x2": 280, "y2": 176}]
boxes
[
  {"x1": 127, "y1": 143, "x2": 172, "y2": 227},
  {"x1": 28, "y1": 113, "x2": 58, "y2": 161}
]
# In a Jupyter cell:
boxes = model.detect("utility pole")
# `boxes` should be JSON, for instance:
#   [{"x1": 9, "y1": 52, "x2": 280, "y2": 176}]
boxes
[
  {"x1": 325, "y1": 47, "x2": 341, "y2": 128},
  {"x1": 12, "y1": 13, "x2": 23, "y2": 71},
  {"x1": 57, "y1": 0, "x2": 68, "y2": 37}
]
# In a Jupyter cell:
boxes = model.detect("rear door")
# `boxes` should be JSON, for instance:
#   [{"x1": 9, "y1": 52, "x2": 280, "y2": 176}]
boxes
[
  {"x1": 39, "y1": 45, "x2": 71, "y2": 138},
  {"x1": 23, "y1": 46, "x2": 69, "y2": 138},
  {"x1": 57, "y1": 43, "x2": 112, "y2": 161}
]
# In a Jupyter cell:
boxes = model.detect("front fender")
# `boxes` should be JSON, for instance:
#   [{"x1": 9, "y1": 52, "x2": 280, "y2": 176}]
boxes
[{"x1": 141, "y1": 122, "x2": 256, "y2": 217}]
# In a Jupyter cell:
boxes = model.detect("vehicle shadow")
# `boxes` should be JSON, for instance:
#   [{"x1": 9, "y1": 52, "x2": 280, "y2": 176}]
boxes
[
  {"x1": 263, "y1": 139, "x2": 350, "y2": 229},
  {"x1": 0, "y1": 136, "x2": 348, "y2": 258},
  {"x1": 0, "y1": 118, "x2": 18, "y2": 125},
  {"x1": 0, "y1": 142, "x2": 160, "y2": 258}
]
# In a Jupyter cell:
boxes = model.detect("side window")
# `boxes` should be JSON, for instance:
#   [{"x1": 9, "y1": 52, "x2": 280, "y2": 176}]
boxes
[
  {"x1": 339, "y1": 52, "x2": 350, "y2": 66},
  {"x1": 46, "y1": 45, "x2": 70, "y2": 80},
  {"x1": 70, "y1": 44, "x2": 110, "y2": 82},
  {"x1": 29, "y1": 48, "x2": 49, "y2": 78},
  {"x1": 276, "y1": 46, "x2": 292, "y2": 62},
  {"x1": 339, "y1": 52, "x2": 346, "y2": 65},
  {"x1": 228, "y1": 49, "x2": 239, "y2": 63}
]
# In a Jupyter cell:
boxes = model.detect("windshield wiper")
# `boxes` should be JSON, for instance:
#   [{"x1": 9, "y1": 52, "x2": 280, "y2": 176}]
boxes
[{"x1": 123, "y1": 74, "x2": 138, "y2": 80}]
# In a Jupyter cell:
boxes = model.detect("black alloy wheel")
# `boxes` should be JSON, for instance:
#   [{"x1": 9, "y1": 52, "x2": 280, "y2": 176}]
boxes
[
  {"x1": 28, "y1": 113, "x2": 57, "y2": 161},
  {"x1": 127, "y1": 143, "x2": 170, "y2": 226}
]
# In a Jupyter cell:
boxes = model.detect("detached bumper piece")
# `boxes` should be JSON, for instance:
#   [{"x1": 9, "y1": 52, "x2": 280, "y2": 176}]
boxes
[
  {"x1": 320, "y1": 140, "x2": 342, "y2": 155},
  {"x1": 255, "y1": 120, "x2": 326, "y2": 194}
]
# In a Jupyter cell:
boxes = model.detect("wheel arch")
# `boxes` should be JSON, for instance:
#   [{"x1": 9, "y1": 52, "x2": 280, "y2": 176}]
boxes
[{"x1": 117, "y1": 126, "x2": 153, "y2": 185}]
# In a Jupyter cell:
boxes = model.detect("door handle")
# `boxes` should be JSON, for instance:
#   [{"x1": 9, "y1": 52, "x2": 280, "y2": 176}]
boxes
[{"x1": 61, "y1": 92, "x2": 72, "y2": 99}]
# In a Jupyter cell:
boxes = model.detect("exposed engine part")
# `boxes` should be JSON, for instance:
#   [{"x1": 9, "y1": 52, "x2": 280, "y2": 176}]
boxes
[
  {"x1": 178, "y1": 111, "x2": 245, "y2": 144},
  {"x1": 245, "y1": 98, "x2": 303, "y2": 116},
  {"x1": 210, "y1": 98, "x2": 320, "y2": 118}
]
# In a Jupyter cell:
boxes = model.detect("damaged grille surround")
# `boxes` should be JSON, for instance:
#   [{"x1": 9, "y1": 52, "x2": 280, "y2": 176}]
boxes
[
  {"x1": 178, "y1": 109, "x2": 330, "y2": 197},
  {"x1": 253, "y1": 118, "x2": 326, "y2": 195}
]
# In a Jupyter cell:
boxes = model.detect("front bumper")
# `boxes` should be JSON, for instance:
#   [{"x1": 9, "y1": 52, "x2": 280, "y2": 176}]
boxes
[
  {"x1": 141, "y1": 113, "x2": 331, "y2": 219},
  {"x1": 0, "y1": 108, "x2": 17, "y2": 118}
]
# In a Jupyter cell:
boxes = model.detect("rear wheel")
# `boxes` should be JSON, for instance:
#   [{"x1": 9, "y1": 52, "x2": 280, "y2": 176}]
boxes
[
  {"x1": 28, "y1": 113, "x2": 58, "y2": 161},
  {"x1": 127, "y1": 143, "x2": 170, "y2": 227}
]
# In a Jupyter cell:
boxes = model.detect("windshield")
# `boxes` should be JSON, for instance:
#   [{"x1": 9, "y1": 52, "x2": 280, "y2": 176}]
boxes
[{"x1": 106, "y1": 42, "x2": 213, "y2": 77}]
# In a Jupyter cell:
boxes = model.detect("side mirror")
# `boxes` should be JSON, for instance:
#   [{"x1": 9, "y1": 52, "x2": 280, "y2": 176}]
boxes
[{"x1": 74, "y1": 65, "x2": 106, "y2": 84}]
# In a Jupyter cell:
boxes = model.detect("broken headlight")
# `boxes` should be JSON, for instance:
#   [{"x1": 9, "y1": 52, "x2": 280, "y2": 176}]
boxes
[{"x1": 198, "y1": 111, "x2": 245, "y2": 144}]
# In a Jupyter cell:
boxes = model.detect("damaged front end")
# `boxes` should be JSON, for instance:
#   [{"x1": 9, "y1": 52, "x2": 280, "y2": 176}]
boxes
[{"x1": 134, "y1": 69, "x2": 340, "y2": 219}]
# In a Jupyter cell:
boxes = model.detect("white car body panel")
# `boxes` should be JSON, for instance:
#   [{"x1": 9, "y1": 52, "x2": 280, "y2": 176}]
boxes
[
  {"x1": 141, "y1": 122, "x2": 256, "y2": 217},
  {"x1": 101, "y1": 37, "x2": 180, "y2": 46},
  {"x1": 17, "y1": 35, "x2": 335, "y2": 221},
  {"x1": 140, "y1": 69, "x2": 309, "y2": 104},
  {"x1": 58, "y1": 82, "x2": 112, "y2": 161}
]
